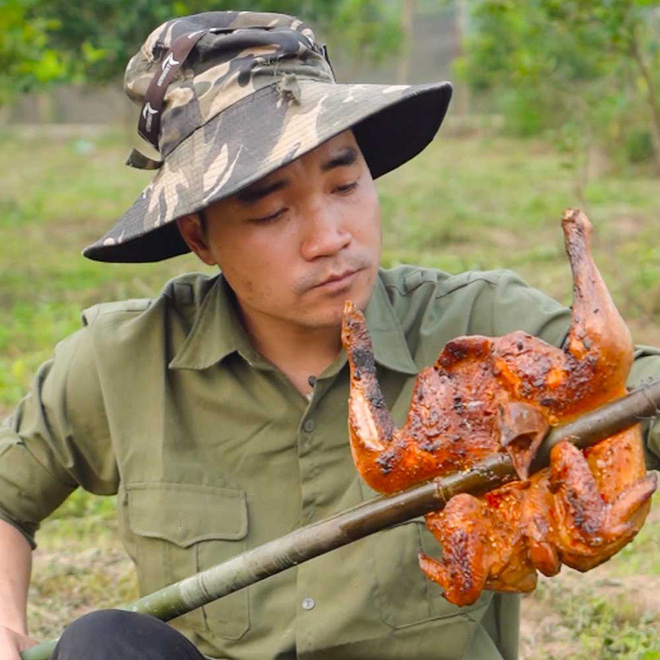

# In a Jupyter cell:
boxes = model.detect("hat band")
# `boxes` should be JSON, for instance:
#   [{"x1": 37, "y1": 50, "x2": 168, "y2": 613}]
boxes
[{"x1": 138, "y1": 29, "x2": 209, "y2": 150}]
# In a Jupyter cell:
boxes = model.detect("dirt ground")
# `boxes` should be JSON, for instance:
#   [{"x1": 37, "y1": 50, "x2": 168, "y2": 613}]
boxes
[
  {"x1": 519, "y1": 571, "x2": 660, "y2": 659},
  {"x1": 519, "y1": 503, "x2": 660, "y2": 659}
]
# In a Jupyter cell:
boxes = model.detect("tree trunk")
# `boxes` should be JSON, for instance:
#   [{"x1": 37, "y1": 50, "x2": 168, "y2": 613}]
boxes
[
  {"x1": 397, "y1": 0, "x2": 415, "y2": 84},
  {"x1": 36, "y1": 91, "x2": 55, "y2": 124},
  {"x1": 629, "y1": 26, "x2": 660, "y2": 176},
  {"x1": 454, "y1": 0, "x2": 470, "y2": 116}
]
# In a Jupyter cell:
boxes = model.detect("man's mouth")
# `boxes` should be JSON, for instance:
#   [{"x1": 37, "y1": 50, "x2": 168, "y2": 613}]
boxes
[{"x1": 312, "y1": 268, "x2": 363, "y2": 290}]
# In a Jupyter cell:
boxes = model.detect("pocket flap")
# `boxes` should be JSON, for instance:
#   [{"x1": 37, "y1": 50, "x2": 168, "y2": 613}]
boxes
[{"x1": 128, "y1": 483, "x2": 248, "y2": 547}]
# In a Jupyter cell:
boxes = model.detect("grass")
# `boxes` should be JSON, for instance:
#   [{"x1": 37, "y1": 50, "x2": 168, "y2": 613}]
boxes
[
  {"x1": 522, "y1": 579, "x2": 660, "y2": 660},
  {"x1": 28, "y1": 492, "x2": 138, "y2": 641},
  {"x1": 518, "y1": 498, "x2": 660, "y2": 659},
  {"x1": 1, "y1": 125, "x2": 660, "y2": 655}
]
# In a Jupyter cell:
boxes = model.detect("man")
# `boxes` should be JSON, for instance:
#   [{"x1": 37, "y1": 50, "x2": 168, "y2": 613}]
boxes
[{"x1": 1, "y1": 10, "x2": 659, "y2": 660}]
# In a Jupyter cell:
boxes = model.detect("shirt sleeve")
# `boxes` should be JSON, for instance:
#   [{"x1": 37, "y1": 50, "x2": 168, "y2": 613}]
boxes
[
  {"x1": 628, "y1": 346, "x2": 660, "y2": 470},
  {"x1": 489, "y1": 270, "x2": 660, "y2": 470},
  {"x1": 0, "y1": 325, "x2": 119, "y2": 549}
]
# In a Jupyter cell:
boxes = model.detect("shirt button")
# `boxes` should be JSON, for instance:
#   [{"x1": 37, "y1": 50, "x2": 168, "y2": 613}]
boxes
[
  {"x1": 301, "y1": 597, "x2": 316, "y2": 611},
  {"x1": 303, "y1": 419, "x2": 316, "y2": 433}
]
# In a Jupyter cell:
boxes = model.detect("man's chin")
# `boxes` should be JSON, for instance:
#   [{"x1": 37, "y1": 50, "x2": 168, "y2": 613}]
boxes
[
  {"x1": 297, "y1": 268, "x2": 377, "y2": 328},
  {"x1": 305, "y1": 296, "x2": 371, "y2": 329},
  {"x1": 300, "y1": 308, "x2": 348, "y2": 330}
]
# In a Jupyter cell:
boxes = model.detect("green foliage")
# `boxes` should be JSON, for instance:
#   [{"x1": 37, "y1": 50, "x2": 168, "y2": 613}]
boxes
[
  {"x1": 323, "y1": 0, "x2": 402, "y2": 64},
  {"x1": 10, "y1": 0, "x2": 400, "y2": 92},
  {"x1": 0, "y1": 0, "x2": 66, "y2": 102},
  {"x1": 31, "y1": 0, "x2": 177, "y2": 84},
  {"x1": 461, "y1": 0, "x2": 660, "y2": 168},
  {"x1": 48, "y1": 488, "x2": 117, "y2": 520},
  {"x1": 626, "y1": 128, "x2": 656, "y2": 163},
  {"x1": 531, "y1": 579, "x2": 660, "y2": 659}
]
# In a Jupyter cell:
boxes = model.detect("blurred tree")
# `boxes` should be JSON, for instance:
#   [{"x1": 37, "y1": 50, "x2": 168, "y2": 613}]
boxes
[
  {"x1": 15, "y1": 0, "x2": 401, "y2": 88},
  {"x1": 397, "y1": 0, "x2": 415, "y2": 83},
  {"x1": 459, "y1": 0, "x2": 660, "y2": 176},
  {"x1": 453, "y1": 0, "x2": 470, "y2": 115},
  {"x1": 543, "y1": 0, "x2": 660, "y2": 174},
  {"x1": 318, "y1": 0, "x2": 402, "y2": 78},
  {"x1": 0, "y1": 0, "x2": 66, "y2": 105}
]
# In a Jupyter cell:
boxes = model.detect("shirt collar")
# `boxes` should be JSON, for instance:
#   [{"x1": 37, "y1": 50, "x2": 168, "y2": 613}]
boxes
[
  {"x1": 169, "y1": 275, "x2": 259, "y2": 370},
  {"x1": 169, "y1": 270, "x2": 419, "y2": 376}
]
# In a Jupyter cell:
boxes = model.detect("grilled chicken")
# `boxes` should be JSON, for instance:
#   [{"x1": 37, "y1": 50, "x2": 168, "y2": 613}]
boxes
[{"x1": 341, "y1": 209, "x2": 657, "y2": 606}]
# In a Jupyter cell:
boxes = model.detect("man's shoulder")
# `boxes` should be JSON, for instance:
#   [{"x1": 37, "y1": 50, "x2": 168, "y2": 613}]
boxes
[
  {"x1": 377, "y1": 265, "x2": 569, "y2": 349},
  {"x1": 81, "y1": 272, "x2": 218, "y2": 328},
  {"x1": 378, "y1": 264, "x2": 518, "y2": 305}
]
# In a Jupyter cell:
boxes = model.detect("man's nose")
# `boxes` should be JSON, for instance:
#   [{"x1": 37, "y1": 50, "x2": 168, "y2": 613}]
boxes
[{"x1": 299, "y1": 203, "x2": 352, "y2": 260}]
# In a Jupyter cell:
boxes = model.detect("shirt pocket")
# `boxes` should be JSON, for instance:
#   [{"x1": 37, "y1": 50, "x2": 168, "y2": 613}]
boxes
[
  {"x1": 126, "y1": 483, "x2": 250, "y2": 641},
  {"x1": 371, "y1": 517, "x2": 492, "y2": 630}
]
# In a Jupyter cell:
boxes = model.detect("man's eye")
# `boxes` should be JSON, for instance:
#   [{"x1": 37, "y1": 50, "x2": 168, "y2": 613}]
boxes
[
  {"x1": 250, "y1": 208, "x2": 286, "y2": 224},
  {"x1": 335, "y1": 181, "x2": 359, "y2": 194}
]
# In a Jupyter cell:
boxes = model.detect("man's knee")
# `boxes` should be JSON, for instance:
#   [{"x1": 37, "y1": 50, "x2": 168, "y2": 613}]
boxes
[
  {"x1": 52, "y1": 609, "x2": 202, "y2": 659},
  {"x1": 60, "y1": 609, "x2": 135, "y2": 645}
]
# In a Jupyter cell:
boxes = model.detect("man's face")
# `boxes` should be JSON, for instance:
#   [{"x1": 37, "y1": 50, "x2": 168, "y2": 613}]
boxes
[{"x1": 182, "y1": 130, "x2": 382, "y2": 331}]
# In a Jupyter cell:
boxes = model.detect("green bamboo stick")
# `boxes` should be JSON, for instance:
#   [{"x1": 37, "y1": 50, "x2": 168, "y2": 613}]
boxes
[{"x1": 22, "y1": 379, "x2": 660, "y2": 660}]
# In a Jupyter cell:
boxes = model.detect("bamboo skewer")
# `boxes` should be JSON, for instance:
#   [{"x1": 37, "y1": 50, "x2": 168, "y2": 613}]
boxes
[{"x1": 22, "y1": 379, "x2": 660, "y2": 660}]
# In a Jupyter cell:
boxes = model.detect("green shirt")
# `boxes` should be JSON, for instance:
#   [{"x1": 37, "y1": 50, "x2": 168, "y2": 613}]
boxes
[{"x1": 1, "y1": 266, "x2": 659, "y2": 660}]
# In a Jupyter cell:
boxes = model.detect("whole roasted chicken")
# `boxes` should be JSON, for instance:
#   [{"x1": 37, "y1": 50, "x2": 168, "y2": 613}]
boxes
[{"x1": 341, "y1": 209, "x2": 657, "y2": 606}]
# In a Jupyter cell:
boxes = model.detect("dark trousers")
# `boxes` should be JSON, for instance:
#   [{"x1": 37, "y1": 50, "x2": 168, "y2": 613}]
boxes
[{"x1": 51, "y1": 609, "x2": 206, "y2": 659}]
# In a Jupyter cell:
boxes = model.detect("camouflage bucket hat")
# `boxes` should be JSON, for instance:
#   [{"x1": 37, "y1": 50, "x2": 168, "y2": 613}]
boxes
[{"x1": 83, "y1": 11, "x2": 453, "y2": 263}]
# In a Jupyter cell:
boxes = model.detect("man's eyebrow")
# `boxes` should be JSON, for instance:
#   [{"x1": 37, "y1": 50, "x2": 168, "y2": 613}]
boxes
[
  {"x1": 321, "y1": 146, "x2": 359, "y2": 172},
  {"x1": 236, "y1": 179, "x2": 288, "y2": 205}
]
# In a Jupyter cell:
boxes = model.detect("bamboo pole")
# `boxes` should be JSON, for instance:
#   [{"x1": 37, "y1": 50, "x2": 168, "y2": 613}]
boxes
[{"x1": 22, "y1": 379, "x2": 660, "y2": 660}]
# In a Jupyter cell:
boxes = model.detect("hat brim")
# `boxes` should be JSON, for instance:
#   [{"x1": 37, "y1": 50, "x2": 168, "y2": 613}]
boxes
[{"x1": 84, "y1": 80, "x2": 452, "y2": 263}]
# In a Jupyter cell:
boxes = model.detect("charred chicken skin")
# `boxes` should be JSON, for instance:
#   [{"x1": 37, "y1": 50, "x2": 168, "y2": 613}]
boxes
[{"x1": 341, "y1": 209, "x2": 657, "y2": 606}]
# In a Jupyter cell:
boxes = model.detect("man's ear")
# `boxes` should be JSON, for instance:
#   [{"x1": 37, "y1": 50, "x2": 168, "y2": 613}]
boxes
[{"x1": 176, "y1": 214, "x2": 217, "y2": 266}]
